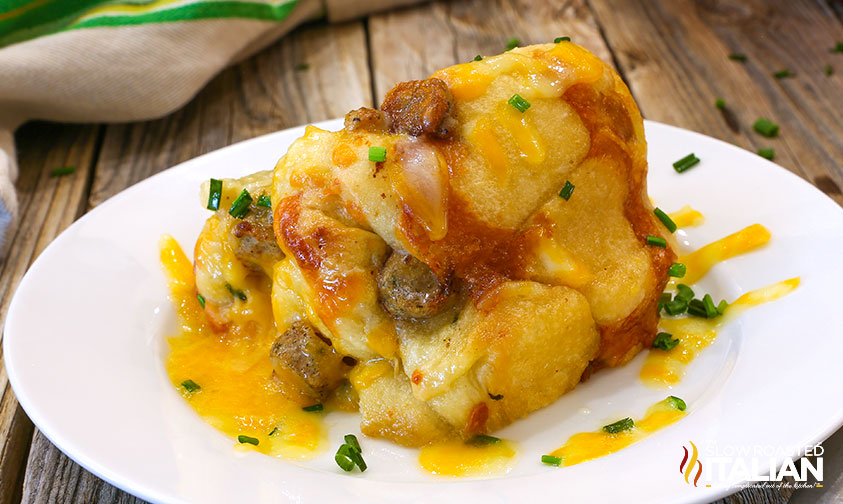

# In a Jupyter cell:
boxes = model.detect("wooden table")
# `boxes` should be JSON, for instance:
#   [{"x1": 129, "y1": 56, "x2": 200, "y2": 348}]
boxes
[{"x1": 2, "y1": 0, "x2": 841, "y2": 502}]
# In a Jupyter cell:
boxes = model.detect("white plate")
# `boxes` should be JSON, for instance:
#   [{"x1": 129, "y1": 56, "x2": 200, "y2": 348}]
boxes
[{"x1": 5, "y1": 119, "x2": 843, "y2": 504}]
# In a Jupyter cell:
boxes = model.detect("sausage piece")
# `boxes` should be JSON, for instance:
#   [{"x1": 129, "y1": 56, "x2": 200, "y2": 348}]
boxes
[
  {"x1": 270, "y1": 320, "x2": 349, "y2": 401},
  {"x1": 377, "y1": 251, "x2": 455, "y2": 320},
  {"x1": 230, "y1": 205, "x2": 282, "y2": 273},
  {"x1": 381, "y1": 78, "x2": 456, "y2": 138}
]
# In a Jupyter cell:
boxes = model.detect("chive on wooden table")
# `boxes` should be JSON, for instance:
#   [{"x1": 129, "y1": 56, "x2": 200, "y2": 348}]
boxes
[{"x1": 1, "y1": 0, "x2": 841, "y2": 502}]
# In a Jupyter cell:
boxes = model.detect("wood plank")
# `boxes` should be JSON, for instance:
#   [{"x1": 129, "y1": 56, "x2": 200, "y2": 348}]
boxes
[
  {"x1": 0, "y1": 121, "x2": 101, "y2": 504},
  {"x1": 21, "y1": 20, "x2": 372, "y2": 504},
  {"x1": 587, "y1": 0, "x2": 843, "y2": 206}
]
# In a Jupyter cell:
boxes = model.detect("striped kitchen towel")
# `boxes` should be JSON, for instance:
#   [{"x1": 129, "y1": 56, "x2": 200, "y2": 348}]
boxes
[{"x1": 0, "y1": 0, "x2": 424, "y2": 255}]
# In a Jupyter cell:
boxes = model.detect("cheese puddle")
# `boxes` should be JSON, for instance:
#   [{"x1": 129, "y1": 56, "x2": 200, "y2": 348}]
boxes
[
  {"x1": 550, "y1": 398, "x2": 686, "y2": 466},
  {"x1": 641, "y1": 278, "x2": 800, "y2": 387},
  {"x1": 419, "y1": 438, "x2": 517, "y2": 477},
  {"x1": 160, "y1": 235, "x2": 326, "y2": 459}
]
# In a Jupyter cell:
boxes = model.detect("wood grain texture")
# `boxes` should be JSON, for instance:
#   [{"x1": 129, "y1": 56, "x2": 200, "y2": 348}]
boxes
[
  {"x1": 19, "y1": 20, "x2": 372, "y2": 504},
  {"x1": 0, "y1": 122, "x2": 102, "y2": 504},
  {"x1": 587, "y1": 0, "x2": 843, "y2": 206}
]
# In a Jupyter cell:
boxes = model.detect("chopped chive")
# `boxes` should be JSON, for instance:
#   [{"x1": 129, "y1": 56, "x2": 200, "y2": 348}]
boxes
[
  {"x1": 825, "y1": 64, "x2": 833, "y2": 76},
  {"x1": 228, "y1": 188, "x2": 253, "y2": 219},
  {"x1": 181, "y1": 379, "x2": 201, "y2": 393},
  {"x1": 488, "y1": 393, "x2": 504, "y2": 400},
  {"x1": 505, "y1": 37, "x2": 520, "y2": 51},
  {"x1": 703, "y1": 294, "x2": 718, "y2": 318},
  {"x1": 303, "y1": 403, "x2": 323, "y2": 412},
  {"x1": 268, "y1": 426, "x2": 279, "y2": 436},
  {"x1": 658, "y1": 292, "x2": 672, "y2": 312},
  {"x1": 753, "y1": 118, "x2": 779, "y2": 138},
  {"x1": 672, "y1": 153, "x2": 700, "y2": 173},
  {"x1": 335, "y1": 452, "x2": 355, "y2": 472},
  {"x1": 664, "y1": 298, "x2": 688, "y2": 316},
  {"x1": 831, "y1": 42, "x2": 843, "y2": 53},
  {"x1": 508, "y1": 93, "x2": 531, "y2": 113},
  {"x1": 675, "y1": 284, "x2": 695, "y2": 302},
  {"x1": 542, "y1": 454, "x2": 562, "y2": 466},
  {"x1": 467, "y1": 434, "x2": 501, "y2": 445},
  {"x1": 50, "y1": 165, "x2": 76, "y2": 177},
  {"x1": 603, "y1": 417, "x2": 634, "y2": 434},
  {"x1": 668, "y1": 263, "x2": 687, "y2": 278},
  {"x1": 554, "y1": 36, "x2": 570, "y2": 43},
  {"x1": 667, "y1": 395, "x2": 687, "y2": 411},
  {"x1": 196, "y1": 293, "x2": 206, "y2": 308},
  {"x1": 473, "y1": 55, "x2": 483, "y2": 61},
  {"x1": 238, "y1": 435, "x2": 259, "y2": 445},
  {"x1": 653, "y1": 332, "x2": 679, "y2": 351},
  {"x1": 773, "y1": 69, "x2": 794, "y2": 79},
  {"x1": 344, "y1": 434, "x2": 361, "y2": 452},
  {"x1": 256, "y1": 194, "x2": 271, "y2": 208},
  {"x1": 225, "y1": 283, "x2": 247, "y2": 301},
  {"x1": 715, "y1": 98, "x2": 725, "y2": 109},
  {"x1": 728, "y1": 53, "x2": 747, "y2": 62},
  {"x1": 687, "y1": 298, "x2": 708, "y2": 318},
  {"x1": 653, "y1": 207, "x2": 677, "y2": 233},
  {"x1": 716, "y1": 299, "x2": 728, "y2": 315},
  {"x1": 758, "y1": 148, "x2": 775, "y2": 160},
  {"x1": 368, "y1": 146, "x2": 387, "y2": 162},
  {"x1": 646, "y1": 235, "x2": 667, "y2": 247},
  {"x1": 295, "y1": 63, "x2": 310, "y2": 71},
  {"x1": 207, "y1": 178, "x2": 222, "y2": 210},
  {"x1": 559, "y1": 180, "x2": 575, "y2": 200}
]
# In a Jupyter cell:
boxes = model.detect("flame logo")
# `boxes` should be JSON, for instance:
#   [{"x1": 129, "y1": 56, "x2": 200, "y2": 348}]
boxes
[{"x1": 679, "y1": 441, "x2": 703, "y2": 486}]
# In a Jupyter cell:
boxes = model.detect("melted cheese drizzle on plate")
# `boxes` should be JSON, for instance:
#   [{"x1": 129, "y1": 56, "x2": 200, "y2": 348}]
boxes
[
  {"x1": 160, "y1": 235, "x2": 326, "y2": 460},
  {"x1": 419, "y1": 438, "x2": 517, "y2": 477},
  {"x1": 550, "y1": 398, "x2": 686, "y2": 466}
]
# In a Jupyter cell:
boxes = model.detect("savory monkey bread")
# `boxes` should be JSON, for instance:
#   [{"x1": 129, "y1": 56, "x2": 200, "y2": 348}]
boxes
[{"x1": 192, "y1": 42, "x2": 676, "y2": 447}]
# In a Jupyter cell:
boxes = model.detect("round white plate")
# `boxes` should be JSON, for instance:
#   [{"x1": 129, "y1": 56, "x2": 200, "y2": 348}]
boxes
[{"x1": 5, "y1": 119, "x2": 843, "y2": 504}]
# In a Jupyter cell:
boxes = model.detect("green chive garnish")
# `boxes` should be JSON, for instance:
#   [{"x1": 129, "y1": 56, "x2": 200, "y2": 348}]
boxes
[
  {"x1": 505, "y1": 37, "x2": 520, "y2": 51},
  {"x1": 653, "y1": 207, "x2": 677, "y2": 233},
  {"x1": 207, "y1": 178, "x2": 222, "y2": 210},
  {"x1": 181, "y1": 379, "x2": 201, "y2": 393},
  {"x1": 335, "y1": 451, "x2": 355, "y2": 472},
  {"x1": 673, "y1": 153, "x2": 700, "y2": 173},
  {"x1": 831, "y1": 42, "x2": 843, "y2": 53},
  {"x1": 336, "y1": 442, "x2": 367, "y2": 472},
  {"x1": 256, "y1": 194, "x2": 271, "y2": 208},
  {"x1": 542, "y1": 454, "x2": 562, "y2": 466},
  {"x1": 758, "y1": 148, "x2": 775, "y2": 160},
  {"x1": 653, "y1": 332, "x2": 679, "y2": 351},
  {"x1": 268, "y1": 426, "x2": 279, "y2": 436},
  {"x1": 225, "y1": 283, "x2": 247, "y2": 301},
  {"x1": 468, "y1": 434, "x2": 501, "y2": 445},
  {"x1": 228, "y1": 188, "x2": 252, "y2": 218},
  {"x1": 344, "y1": 434, "x2": 361, "y2": 452},
  {"x1": 703, "y1": 294, "x2": 718, "y2": 318},
  {"x1": 716, "y1": 299, "x2": 728, "y2": 315},
  {"x1": 603, "y1": 417, "x2": 634, "y2": 434},
  {"x1": 773, "y1": 69, "x2": 794, "y2": 79},
  {"x1": 50, "y1": 165, "x2": 76, "y2": 177},
  {"x1": 664, "y1": 298, "x2": 688, "y2": 316},
  {"x1": 753, "y1": 118, "x2": 779, "y2": 138},
  {"x1": 728, "y1": 53, "x2": 747, "y2": 62},
  {"x1": 825, "y1": 64, "x2": 833, "y2": 76},
  {"x1": 559, "y1": 180, "x2": 575, "y2": 200},
  {"x1": 668, "y1": 263, "x2": 686, "y2": 278},
  {"x1": 368, "y1": 146, "x2": 387, "y2": 162},
  {"x1": 238, "y1": 435, "x2": 259, "y2": 445},
  {"x1": 658, "y1": 292, "x2": 672, "y2": 312},
  {"x1": 646, "y1": 235, "x2": 667, "y2": 247},
  {"x1": 197, "y1": 293, "x2": 206, "y2": 308},
  {"x1": 687, "y1": 298, "x2": 708, "y2": 318},
  {"x1": 295, "y1": 63, "x2": 310, "y2": 71},
  {"x1": 554, "y1": 36, "x2": 570, "y2": 43},
  {"x1": 667, "y1": 396, "x2": 687, "y2": 411},
  {"x1": 508, "y1": 93, "x2": 531, "y2": 113},
  {"x1": 473, "y1": 55, "x2": 483, "y2": 61},
  {"x1": 675, "y1": 284, "x2": 695, "y2": 302},
  {"x1": 303, "y1": 403, "x2": 323, "y2": 412},
  {"x1": 715, "y1": 98, "x2": 725, "y2": 109}
]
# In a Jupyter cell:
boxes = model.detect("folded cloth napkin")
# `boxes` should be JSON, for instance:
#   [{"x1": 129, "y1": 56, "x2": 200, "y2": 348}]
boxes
[{"x1": 0, "y1": 0, "x2": 424, "y2": 255}]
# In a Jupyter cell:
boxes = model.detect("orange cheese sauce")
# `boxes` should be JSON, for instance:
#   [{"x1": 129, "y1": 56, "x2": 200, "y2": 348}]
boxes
[
  {"x1": 160, "y1": 235, "x2": 326, "y2": 459},
  {"x1": 668, "y1": 205, "x2": 705, "y2": 228},
  {"x1": 671, "y1": 224, "x2": 771, "y2": 287},
  {"x1": 550, "y1": 398, "x2": 686, "y2": 466},
  {"x1": 419, "y1": 438, "x2": 517, "y2": 477},
  {"x1": 641, "y1": 278, "x2": 800, "y2": 387}
]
